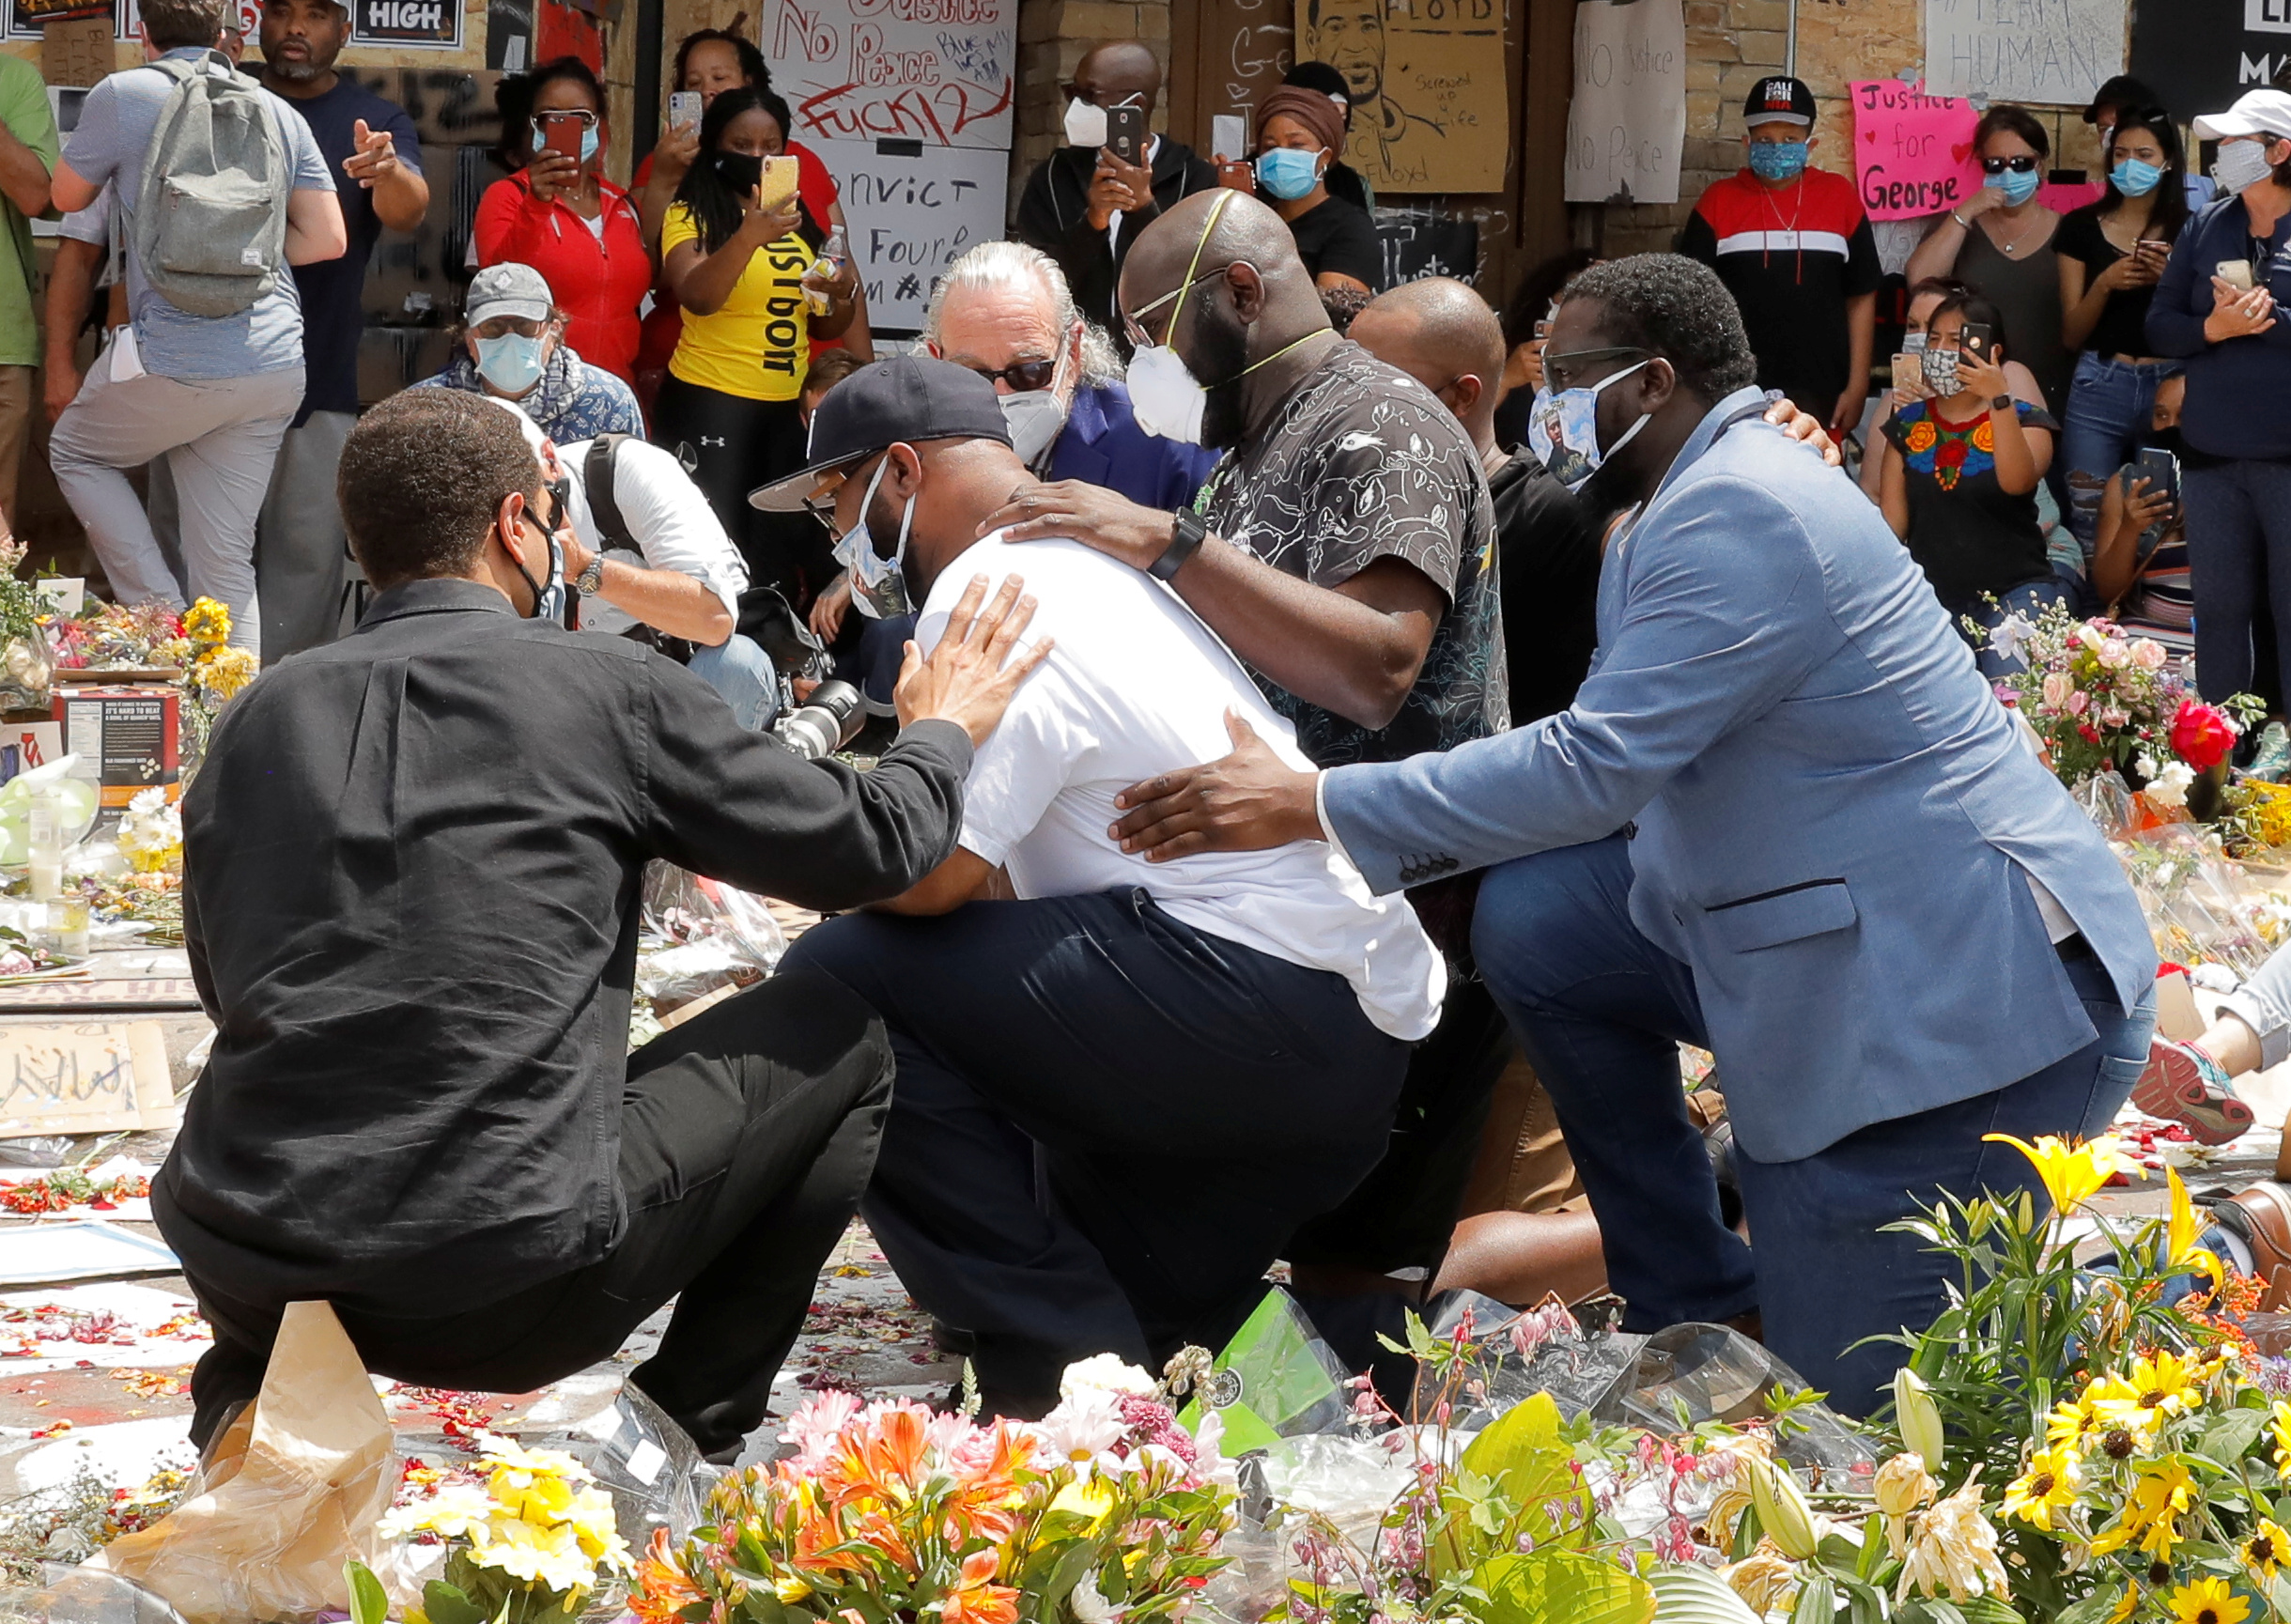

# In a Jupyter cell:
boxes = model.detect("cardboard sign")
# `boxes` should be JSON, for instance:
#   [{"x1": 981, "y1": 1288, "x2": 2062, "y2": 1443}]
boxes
[
  {"x1": 1851, "y1": 81, "x2": 1982, "y2": 222},
  {"x1": 1565, "y1": 0, "x2": 1687, "y2": 206},
  {"x1": 0, "y1": 1023, "x2": 175, "y2": 1138},
  {"x1": 1295, "y1": 0, "x2": 1510, "y2": 194},
  {"x1": 1924, "y1": 0, "x2": 2125, "y2": 107}
]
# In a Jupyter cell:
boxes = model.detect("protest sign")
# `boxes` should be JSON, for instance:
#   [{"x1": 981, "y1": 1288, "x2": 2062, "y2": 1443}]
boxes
[
  {"x1": 1850, "y1": 80, "x2": 1981, "y2": 222},
  {"x1": 1293, "y1": 0, "x2": 1509, "y2": 193},
  {"x1": 760, "y1": 0, "x2": 1014, "y2": 333},
  {"x1": 0, "y1": 1023, "x2": 174, "y2": 1138},
  {"x1": 1564, "y1": 0, "x2": 1686, "y2": 206},
  {"x1": 2130, "y1": 0, "x2": 2291, "y2": 119},
  {"x1": 801, "y1": 136, "x2": 1007, "y2": 333},
  {"x1": 1923, "y1": 0, "x2": 2124, "y2": 106}
]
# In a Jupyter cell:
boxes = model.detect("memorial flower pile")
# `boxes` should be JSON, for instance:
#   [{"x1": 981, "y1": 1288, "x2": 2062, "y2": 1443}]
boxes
[
  {"x1": 1983, "y1": 604, "x2": 2261, "y2": 801},
  {"x1": 630, "y1": 1361, "x2": 1234, "y2": 1624},
  {"x1": 372, "y1": 1431, "x2": 631, "y2": 1624}
]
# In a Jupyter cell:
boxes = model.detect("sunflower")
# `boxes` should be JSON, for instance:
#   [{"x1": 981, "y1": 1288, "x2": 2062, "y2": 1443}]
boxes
[
  {"x1": 2000, "y1": 1448, "x2": 2080, "y2": 1529},
  {"x1": 2245, "y1": 1517, "x2": 2291, "y2": 1580},
  {"x1": 2164, "y1": 1574, "x2": 2252, "y2": 1624},
  {"x1": 2090, "y1": 1350, "x2": 2206, "y2": 1432},
  {"x1": 2046, "y1": 1395, "x2": 2104, "y2": 1452},
  {"x1": 2089, "y1": 1460, "x2": 2197, "y2": 1559}
]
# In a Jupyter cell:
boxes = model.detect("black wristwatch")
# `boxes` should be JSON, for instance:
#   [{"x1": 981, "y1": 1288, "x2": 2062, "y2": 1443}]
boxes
[
  {"x1": 1150, "y1": 510, "x2": 1208, "y2": 581},
  {"x1": 574, "y1": 554, "x2": 606, "y2": 596},
  {"x1": 1990, "y1": 394, "x2": 2014, "y2": 411}
]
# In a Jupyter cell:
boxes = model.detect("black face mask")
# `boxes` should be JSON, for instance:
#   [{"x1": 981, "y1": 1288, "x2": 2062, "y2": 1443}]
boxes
[{"x1": 714, "y1": 150, "x2": 765, "y2": 194}]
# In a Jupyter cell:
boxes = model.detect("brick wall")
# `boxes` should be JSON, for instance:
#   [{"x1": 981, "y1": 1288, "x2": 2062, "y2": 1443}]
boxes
[{"x1": 1012, "y1": 0, "x2": 1172, "y2": 209}]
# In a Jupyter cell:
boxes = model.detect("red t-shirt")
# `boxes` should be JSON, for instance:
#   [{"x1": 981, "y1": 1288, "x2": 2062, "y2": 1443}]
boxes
[
  {"x1": 475, "y1": 172, "x2": 652, "y2": 384},
  {"x1": 634, "y1": 137, "x2": 844, "y2": 376}
]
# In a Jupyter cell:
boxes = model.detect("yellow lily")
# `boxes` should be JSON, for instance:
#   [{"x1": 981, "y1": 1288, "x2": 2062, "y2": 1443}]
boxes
[
  {"x1": 2166, "y1": 1166, "x2": 2224, "y2": 1293},
  {"x1": 1983, "y1": 1132, "x2": 2136, "y2": 1215}
]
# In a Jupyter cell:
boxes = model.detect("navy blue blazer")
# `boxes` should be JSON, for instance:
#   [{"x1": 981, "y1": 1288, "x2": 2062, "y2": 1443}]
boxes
[{"x1": 1047, "y1": 381, "x2": 1222, "y2": 512}]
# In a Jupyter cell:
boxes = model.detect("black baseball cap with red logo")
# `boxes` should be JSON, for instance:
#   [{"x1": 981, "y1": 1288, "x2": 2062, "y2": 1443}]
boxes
[{"x1": 1743, "y1": 75, "x2": 1816, "y2": 129}]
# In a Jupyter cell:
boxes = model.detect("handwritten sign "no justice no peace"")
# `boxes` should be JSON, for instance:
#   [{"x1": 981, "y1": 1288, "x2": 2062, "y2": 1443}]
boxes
[{"x1": 1850, "y1": 80, "x2": 1981, "y2": 222}]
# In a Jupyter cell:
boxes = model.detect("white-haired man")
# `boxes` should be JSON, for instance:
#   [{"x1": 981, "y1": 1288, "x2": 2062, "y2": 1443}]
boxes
[{"x1": 810, "y1": 240, "x2": 1218, "y2": 645}]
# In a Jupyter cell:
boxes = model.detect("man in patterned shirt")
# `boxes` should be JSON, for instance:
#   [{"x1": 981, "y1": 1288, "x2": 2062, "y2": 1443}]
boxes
[{"x1": 979, "y1": 188, "x2": 1506, "y2": 1343}]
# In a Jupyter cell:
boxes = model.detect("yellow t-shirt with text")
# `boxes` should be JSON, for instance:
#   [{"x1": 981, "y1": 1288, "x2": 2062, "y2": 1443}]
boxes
[{"x1": 662, "y1": 202, "x2": 814, "y2": 402}]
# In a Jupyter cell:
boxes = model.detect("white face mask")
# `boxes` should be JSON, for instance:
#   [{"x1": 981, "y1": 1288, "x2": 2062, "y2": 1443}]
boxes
[
  {"x1": 1002, "y1": 388, "x2": 1069, "y2": 468},
  {"x1": 1064, "y1": 98, "x2": 1107, "y2": 149},
  {"x1": 1525, "y1": 360, "x2": 1652, "y2": 494},
  {"x1": 2217, "y1": 136, "x2": 2279, "y2": 195},
  {"x1": 834, "y1": 455, "x2": 914, "y2": 620},
  {"x1": 1126, "y1": 341, "x2": 1208, "y2": 443}
]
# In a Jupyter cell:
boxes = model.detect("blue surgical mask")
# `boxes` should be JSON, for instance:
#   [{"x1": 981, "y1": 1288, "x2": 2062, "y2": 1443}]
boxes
[
  {"x1": 474, "y1": 332, "x2": 548, "y2": 396},
  {"x1": 1747, "y1": 141, "x2": 1808, "y2": 183},
  {"x1": 1996, "y1": 166, "x2": 2042, "y2": 206},
  {"x1": 532, "y1": 117, "x2": 601, "y2": 163},
  {"x1": 2112, "y1": 158, "x2": 2164, "y2": 197},
  {"x1": 1255, "y1": 147, "x2": 1323, "y2": 201}
]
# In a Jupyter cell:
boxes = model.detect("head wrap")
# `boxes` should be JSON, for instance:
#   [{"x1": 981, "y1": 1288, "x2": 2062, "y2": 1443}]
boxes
[{"x1": 1255, "y1": 85, "x2": 1347, "y2": 158}]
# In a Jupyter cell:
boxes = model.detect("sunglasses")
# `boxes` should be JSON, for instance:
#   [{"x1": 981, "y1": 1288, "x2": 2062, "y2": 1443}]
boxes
[
  {"x1": 961, "y1": 358, "x2": 1059, "y2": 392},
  {"x1": 1981, "y1": 154, "x2": 2039, "y2": 175}
]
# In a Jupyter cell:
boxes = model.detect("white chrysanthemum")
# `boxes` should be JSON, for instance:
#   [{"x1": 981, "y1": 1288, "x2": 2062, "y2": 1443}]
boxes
[{"x1": 1060, "y1": 1353, "x2": 1156, "y2": 1400}]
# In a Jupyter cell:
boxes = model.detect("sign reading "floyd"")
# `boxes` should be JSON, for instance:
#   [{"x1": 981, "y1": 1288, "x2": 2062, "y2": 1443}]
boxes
[{"x1": 2130, "y1": 0, "x2": 2291, "y2": 123}]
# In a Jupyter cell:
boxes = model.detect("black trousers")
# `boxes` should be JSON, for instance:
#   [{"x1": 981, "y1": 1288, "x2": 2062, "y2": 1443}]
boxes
[
  {"x1": 783, "y1": 889, "x2": 1412, "y2": 1405},
  {"x1": 651, "y1": 374, "x2": 829, "y2": 609},
  {"x1": 182, "y1": 967, "x2": 892, "y2": 1457}
]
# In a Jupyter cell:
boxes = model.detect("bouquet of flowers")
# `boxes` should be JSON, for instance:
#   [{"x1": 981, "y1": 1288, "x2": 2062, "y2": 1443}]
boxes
[
  {"x1": 46, "y1": 601, "x2": 188, "y2": 672},
  {"x1": 1983, "y1": 605, "x2": 2261, "y2": 803},
  {"x1": 630, "y1": 1357, "x2": 1235, "y2": 1624},
  {"x1": 369, "y1": 1431, "x2": 632, "y2": 1624}
]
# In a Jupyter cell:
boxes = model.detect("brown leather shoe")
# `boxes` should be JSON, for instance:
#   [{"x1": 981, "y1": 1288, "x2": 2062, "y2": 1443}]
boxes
[{"x1": 2211, "y1": 1182, "x2": 2291, "y2": 1310}]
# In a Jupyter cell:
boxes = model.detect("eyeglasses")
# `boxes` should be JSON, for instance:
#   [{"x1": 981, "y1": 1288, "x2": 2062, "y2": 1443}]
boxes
[
  {"x1": 534, "y1": 108, "x2": 599, "y2": 130},
  {"x1": 1542, "y1": 345, "x2": 1648, "y2": 392},
  {"x1": 1122, "y1": 264, "x2": 1240, "y2": 349},
  {"x1": 1981, "y1": 154, "x2": 2039, "y2": 175},
  {"x1": 960, "y1": 357, "x2": 1059, "y2": 392},
  {"x1": 472, "y1": 315, "x2": 547, "y2": 340}
]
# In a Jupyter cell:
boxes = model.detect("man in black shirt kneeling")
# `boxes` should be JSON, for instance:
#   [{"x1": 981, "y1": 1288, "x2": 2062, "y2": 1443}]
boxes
[{"x1": 159, "y1": 389, "x2": 1045, "y2": 1457}]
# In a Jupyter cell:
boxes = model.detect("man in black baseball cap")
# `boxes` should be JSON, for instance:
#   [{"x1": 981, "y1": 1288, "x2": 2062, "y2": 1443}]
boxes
[
  {"x1": 1680, "y1": 73, "x2": 1881, "y2": 439},
  {"x1": 777, "y1": 355, "x2": 1446, "y2": 1420}
]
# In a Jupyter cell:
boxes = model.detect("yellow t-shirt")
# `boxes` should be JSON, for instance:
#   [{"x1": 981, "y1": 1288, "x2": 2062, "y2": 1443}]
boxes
[{"x1": 662, "y1": 201, "x2": 815, "y2": 402}]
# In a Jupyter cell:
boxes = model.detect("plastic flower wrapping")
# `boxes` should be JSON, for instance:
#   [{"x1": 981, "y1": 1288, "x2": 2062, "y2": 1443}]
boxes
[
  {"x1": 1979, "y1": 604, "x2": 2261, "y2": 796},
  {"x1": 629, "y1": 1362, "x2": 1234, "y2": 1624},
  {"x1": 46, "y1": 602, "x2": 189, "y2": 672},
  {"x1": 375, "y1": 1431, "x2": 632, "y2": 1624}
]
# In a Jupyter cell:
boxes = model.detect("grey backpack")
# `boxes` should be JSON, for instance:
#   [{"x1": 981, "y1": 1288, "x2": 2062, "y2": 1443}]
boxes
[{"x1": 132, "y1": 51, "x2": 289, "y2": 318}]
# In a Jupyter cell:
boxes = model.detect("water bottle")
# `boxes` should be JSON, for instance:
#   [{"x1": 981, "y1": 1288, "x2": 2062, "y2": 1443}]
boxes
[{"x1": 806, "y1": 226, "x2": 849, "y2": 317}]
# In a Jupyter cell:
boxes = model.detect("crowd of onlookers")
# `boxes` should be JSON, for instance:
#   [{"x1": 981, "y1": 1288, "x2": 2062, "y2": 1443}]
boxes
[{"x1": 1517, "y1": 68, "x2": 2291, "y2": 710}]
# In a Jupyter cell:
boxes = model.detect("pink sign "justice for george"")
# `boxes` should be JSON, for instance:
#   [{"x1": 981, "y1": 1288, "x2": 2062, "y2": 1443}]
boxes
[{"x1": 1851, "y1": 80, "x2": 1981, "y2": 222}]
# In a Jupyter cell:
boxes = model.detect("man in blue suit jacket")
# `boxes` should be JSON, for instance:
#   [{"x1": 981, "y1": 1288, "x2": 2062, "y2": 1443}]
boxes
[{"x1": 1103, "y1": 255, "x2": 2157, "y2": 1412}]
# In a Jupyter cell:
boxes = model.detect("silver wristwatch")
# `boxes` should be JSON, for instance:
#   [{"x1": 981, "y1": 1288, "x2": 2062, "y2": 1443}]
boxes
[{"x1": 573, "y1": 555, "x2": 606, "y2": 596}]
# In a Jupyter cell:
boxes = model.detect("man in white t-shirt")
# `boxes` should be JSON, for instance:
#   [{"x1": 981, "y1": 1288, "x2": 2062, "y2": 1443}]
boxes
[
  {"x1": 486, "y1": 398, "x2": 778, "y2": 729},
  {"x1": 765, "y1": 357, "x2": 1444, "y2": 1417}
]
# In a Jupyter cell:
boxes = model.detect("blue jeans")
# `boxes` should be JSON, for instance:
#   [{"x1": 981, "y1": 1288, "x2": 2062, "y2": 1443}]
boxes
[
  {"x1": 1470, "y1": 835, "x2": 2154, "y2": 1416},
  {"x1": 686, "y1": 633, "x2": 779, "y2": 732},
  {"x1": 1940, "y1": 577, "x2": 2072, "y2": 680},
  {"x1": 2183, "y1": 458, "x2": 2291, "y2": 704},
  {"x1": 2060, "y1": 354, "x2": 2173, "y2": 551}
]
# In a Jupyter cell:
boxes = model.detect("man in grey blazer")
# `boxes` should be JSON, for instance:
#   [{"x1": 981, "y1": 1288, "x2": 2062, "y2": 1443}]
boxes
[{"x1": 1102, "y1": 254, "x2": 2158, "y2": 1413}]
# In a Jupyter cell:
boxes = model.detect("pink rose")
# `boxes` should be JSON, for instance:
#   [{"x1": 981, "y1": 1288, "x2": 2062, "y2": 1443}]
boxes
[
  {"x1": 2067, "y1": 689, "x2": 2090, "y2": 716},
  {"x1": 2042, "y1": 673, "x2": 2072, "y2": 708},
  {"x1": 2131, "y1": 639, "x2": 2169, "y2": 671}
]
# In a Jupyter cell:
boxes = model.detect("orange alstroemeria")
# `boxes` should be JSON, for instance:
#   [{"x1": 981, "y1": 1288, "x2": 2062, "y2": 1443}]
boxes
[
  {"x1": 942, "y1": 1549, "x2": 1021, "y2": 1624},
  {"x1": 791, "y1": 1507, "x2": 874, "y2": 1578},
  {"x1": 627, "y1": 1528, "x2": 705, "y2": 1624},
  {"x1": 944, "y1": 1423, "x2": 1035, "y2": 1544},
  {"x1": 827, "y1": 1404, "x2": 931, "y2": 1510}
]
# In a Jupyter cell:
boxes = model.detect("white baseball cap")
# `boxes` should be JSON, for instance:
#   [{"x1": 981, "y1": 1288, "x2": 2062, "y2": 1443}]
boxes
[{"x1": 2194, "y1": 89, "x2": 2291, "y2": 143}]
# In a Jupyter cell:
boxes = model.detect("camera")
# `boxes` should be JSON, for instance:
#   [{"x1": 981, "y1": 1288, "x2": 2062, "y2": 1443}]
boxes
[{"x1": 771, "y1": 680, "x2": 866, "y2": 761}]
